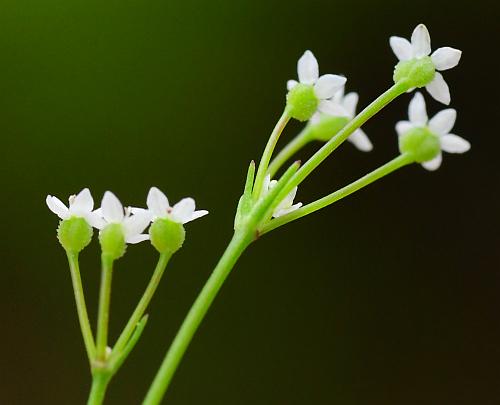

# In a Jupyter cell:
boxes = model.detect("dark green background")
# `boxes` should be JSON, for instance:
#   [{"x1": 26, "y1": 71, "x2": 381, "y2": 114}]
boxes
[{"x1": 1, "y1": 0, "x2": 498, "y2": 404}]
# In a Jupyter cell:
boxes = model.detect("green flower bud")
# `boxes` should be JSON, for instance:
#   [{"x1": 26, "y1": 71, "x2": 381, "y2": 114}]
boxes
[
  {"x1": 399, "y1": 127, "x2": 440, "y2": 163},
  {"x1": 149, "y1": 218, "x2": 185, "y2": 254},
  {"x1": 393, "y1": 57, "x2": 435, "y2": 88},
  {"x1": 286, "y1": 84, "x2": 318, "y2": 122},
  {"x1": 309, "y1": 115, "x2": 349, "y2": 142},
  {"x1": 57, "y1": 217, "x2": 93, "y2": 253},
  {"x1": 99, "y1": 223, "x2": 126, "y2": 260}
]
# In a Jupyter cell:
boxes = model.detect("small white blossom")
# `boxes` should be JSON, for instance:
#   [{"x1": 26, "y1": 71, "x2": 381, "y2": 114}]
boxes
[
  {"x1": 94, "y1": 191, "x2": 151, "y2": 244},
  {"x1": 312, "y1": 87, "x2": 373, "y2": 152},
  {"x1": 46, "y1": 188, "x2": 103, "y2": 228},
  {"x1": 287, "y1": 50, "x2": 347, "y2": 112},
  {"x1": 390, "y1": 23, "x2": 462, "y2": 105},
  {"x1": 396, "y1": 92, "x2": 470, "y2": 170},
  {"x1": 263, "y1": 175, "x2": 302, "y2": 218},
  {"x1": 143, "y1": 187, "x2": 208, "y2": 224}
]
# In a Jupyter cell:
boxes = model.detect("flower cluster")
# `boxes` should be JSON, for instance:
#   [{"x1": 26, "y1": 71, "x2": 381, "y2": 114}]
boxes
[{"x1": 47, "y1": 187, "x2": 208, "y2": 254}]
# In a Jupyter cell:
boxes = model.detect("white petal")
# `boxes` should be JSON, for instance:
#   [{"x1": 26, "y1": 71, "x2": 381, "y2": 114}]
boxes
[
  {"x1": 440, "y1": 134, "x2": 470, "y2": 153},
  {"x1": 126, "y1": 234, "x2": 150, "y2": 244},
  {"x1": 318, "y1": 100, "x2": 349, "y2": 117},
  {"x1": 395, "y1": 120, "x2": 414, "y2": 136},
  {"x1": 147, "y1": 187, "x2": 169, "y2": 218},
  {"x1": 262, "y1": 175, "x2": 272, "y2": 194},
  {"x1": 276, "y1": 187, "x2": 298, "y2": 212},
  {"x1": 309, "y1": 112, "x2": 322, "y2": 125},
  {"x1": 101, "y1": 191, "x2": 124, "y2": 223},
  {"x1": 342, "y1": 92, "x2": 358, "y2": 118},
  {"x1": 274, "y1": 202, "x2": 302, "y2": 218},
  {"x1": 331, "y1": 87, "x2": 344, "y2": 104},
  {"x1": 408, "y1": 92, "x2": 428, "y2": 125},
  {"x1": 313, "y1": 74, "x2": 346, "y2": 100},
  {"x1": 426, "y1": 73, "x2": 450, "y2": 105},
  {"x1": 297, "y1": 50, "x2": 319, "y2": 85},
  {"x1": 287, "y1": 80, "x2": 298, "y2": 91},
  {"x1": 86, "y1": 212, "x2": 107, "y2": 229},
  {"x1": 70, "y1": 188, "x2": 94, "y2": 213},
  {"x1": 411, "y1": 24, "x2": 431, "y2": 58},
  {"x1": 184, "y1": 209, "x2": 209, "y2": 224},
  {"x1": 46, "y1": 196, "x2": 69, "y2": 219},
  {"x1": 171, "y1": 198, "x2": 196, "y2": 224},
  {"x1": 431, "y1": 47, "x2": 462, "y2": 71},
  {"x1": 123, "y1": 212, "x2": 152, "y2": 238},
  {"x1": 389, "y1": 36, "x2": 413, "y2": 61},
  {"x1": 428, "y1": 109, "x2": 456, "y2": 136},
  {"x1": 348, "y1": 129, "x2": 373, "y2": 152},
  {"x1": 422, "y1": 153, "x2": 442, "y2": 171}
]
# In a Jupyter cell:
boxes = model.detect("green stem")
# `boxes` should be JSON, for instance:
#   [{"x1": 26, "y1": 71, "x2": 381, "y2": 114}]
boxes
[
  {"x1": 252, "y1": 110, "x2": 290, "y2": 199},
  {"x1": 261, "y1": 154, "x2": 414, "y2": 234},
  {"x1": 87, "y1": 372, "x2": 111, "y2": 405},
  {"x1": 268, "y1": 127, "x2": 312, "y2": 178},
  {"x1": 142, "y1": 230, "x2": 254, "y2": 405},
  {"x1": 112, "y1": 253, "x2": 172, "y2": 357},
  {"x1": 66, "y1": 252, "x2": 96, "y2": 362},
  {"x1": 275, "y1": 80, "x2": 410, "y2": 202},
  {"x1": 96, "y1": 254, "x2": 114, "y2": 361}
]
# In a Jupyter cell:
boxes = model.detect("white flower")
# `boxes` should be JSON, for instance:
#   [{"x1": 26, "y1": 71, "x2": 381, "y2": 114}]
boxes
[
  {"x1": 312, "y1": 87, "x2": 373, "y2": 152},
  {"x1": 46, "y1": 188, "x2": 103, "y2": 228},
  {"x1": 94, "y1": 191, "x2": 151, "y2": 244},
  {"x1": 287, "y1": 50, "x2": 347, "y2": 112},
  {"x1": 390, "y1": 23, "x2": 462, "y2": 105},
  {"x1": 143, "y1": 187, "x2": 208, "y2": 224},
  {"x1": 396, "y1": 92, "x2": 470, "y2": 170},
  {"x1": 263, "y1": 175, "x2": 302, "y2": 218}
]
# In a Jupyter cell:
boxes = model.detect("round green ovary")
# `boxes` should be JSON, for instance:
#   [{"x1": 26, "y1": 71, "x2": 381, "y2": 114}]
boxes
[
  {"x1": 393, "y1": 57, "x2": 435, "y2": 88},
  {"x1": 99, "y1": 223, "x2": 126, "y2": 260},
  {"x1": 310, "y1": 116, "x2": 350, "y2": 142},
  {"x1": 399, "y1": 127, "x2": 440, "y2": 163},
  {"x1": 58, "y1": 217, "x2": 93, "y2": 253},
  {"x1": 286, "y1": 84, "x2": 319, "y2": 122},
  {"x1": 150, "y1": 218, "x2": 185, "y2": 254}
]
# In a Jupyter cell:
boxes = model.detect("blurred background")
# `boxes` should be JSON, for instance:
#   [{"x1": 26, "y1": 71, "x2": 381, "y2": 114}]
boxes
[{"x1": 0, "y1": 0, "x2": 499, "y2": 404}]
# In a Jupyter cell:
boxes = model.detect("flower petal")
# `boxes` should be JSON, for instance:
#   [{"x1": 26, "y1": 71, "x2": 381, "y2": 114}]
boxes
[
  {"x1": 171, "y1": 198, "x2": 196, "y2": 224},
  {"x1": 411, "y1": 24, "x2": 431, "y2": 58},
  {"x1": 101, "y1": 191, "x2": 124, "y2": 223},
  {"x1": 123, "y1": 212, "x2": 152, "y2": 239},
  {"x1": 428, "y1": 108, "x2": 456, "y2": 136},
  {"x1": 46, "y1": 195, "x2": 69, "y2": 219},
  {"x1": 348, "y1": 129, "x2": 373, "y2": 152},
  {"x1": 342, "y1": 92, "x2": 358, "y2": 117},
  {"x1": 297, "y1": 50, "x2": 319, "y2": 85},
  {"x1": 426, "y1": 73, "x2": 450, "y2": 105},
  {"x1": 287, "y1": 80, "x2": 298, "y2": 91},
  {"x1": 408, "y1": 92, "x2": 428, "y2": 125},
  {"x1": 440, "y1": 134, "x2": 470, "y2": 153},
  {"x1": 126, "y1": 234, "x2": 150, "y2": 244},
  {"x1": 274, "y1": 202, "x2": 302, "y2": 218},
  {"x1": 431, "y1": 47, "x2": 462, "y2": 71},
  {"x1": 86, "y1": 212, "x2": 107, "y2": 229},
  {"x1": 395, "y1": 120, "x2": 414, "y2": 136},
  {"x1": 318, "y1": 100, "x2": 349, "y2": 117},
  {"x1": 421, "y1": 152, "x2": 442, "y2": 171},
  {"x1": 389, "y1": 36, "x2": 413, "y2": 61},
  {"x1": 147, "y1": 187, "x2": 169, "y2": 218},
  {"x1": 314, "y1": 74, "x2": 346, "y2": 100},
  {"x1": 184, "y1": 209, "x2": 209, "y2": 224},
  {"x1": 71, "y1": 188, "x2": 94, "y2": 213}
]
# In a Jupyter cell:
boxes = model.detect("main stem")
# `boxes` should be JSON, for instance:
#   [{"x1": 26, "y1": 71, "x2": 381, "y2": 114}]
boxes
[
  {"x1": 275, "y1": 80, "x2": 410, "y2": 201},
  {"x1": 252, "y1": 110, "x2": 290, "y2": 199},
  {"x1": 87, "y1": 373, "x2": 110, "y2": 405},
  {"x1": 66, "y1": 252, "x2": 96, "y2": 362},
  {"x1": 113, "y1": 252, "x2": 172, "y2": 356},
  {"x1": 96, "y1": 254, "x2": 114, "y2": 360},
  {"x1": 143, "y1": 230, "x2": 253, "y2": 405},
  {"x1": 261, "y1": 154, "x2": 413, "y2": 233}
]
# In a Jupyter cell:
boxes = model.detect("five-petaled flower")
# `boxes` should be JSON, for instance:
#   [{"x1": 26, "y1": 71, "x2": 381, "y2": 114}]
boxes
[
  {"x1": 94, "y1": 191, "x2": 151, "y2": 244},
  {"x1": 287, "y1": 50, "x2": 347, "y2": 114},
  {"x1": 143, "y1": 187, "x2": 208, "y2": 224},
  {"x1": 396, "y1": 92, "x2": 470, "y2": 171},
  {"x1": 313, "y1": 87, "x2": 373, "y2": 152},
  {"x1": 46, "y1": 188, "x2": 103, "y2": 228},
  {"x1": 263, "y1": 175, "x2": 302, "y2": 218},
  {"x1": 390, "y1": 23, "x2": 462, "y2": 105}
]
